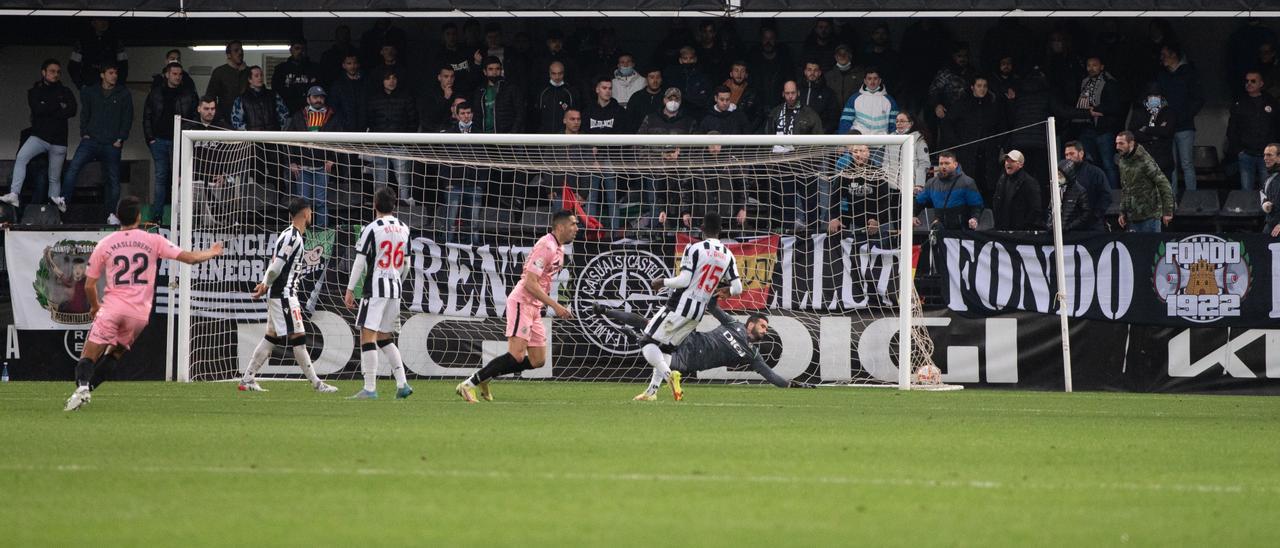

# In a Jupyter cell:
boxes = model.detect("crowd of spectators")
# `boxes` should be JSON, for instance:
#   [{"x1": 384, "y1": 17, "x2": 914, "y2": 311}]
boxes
[{"x1": 3, "y1": 17, "x2": 1280, "y2": 238}]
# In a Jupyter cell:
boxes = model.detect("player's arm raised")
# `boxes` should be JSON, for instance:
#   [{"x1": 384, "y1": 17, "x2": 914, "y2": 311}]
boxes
[
  {"x1": 176, "y1": 241, "x2": 224, "y2": 265},
  {"x1": 521, "y1": 269, "x2": 572, "y2": 319}
]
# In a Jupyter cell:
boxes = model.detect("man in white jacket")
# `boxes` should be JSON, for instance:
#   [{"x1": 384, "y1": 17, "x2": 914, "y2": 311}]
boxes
[
  {"x1": 837, "y1": 69, "x2": 899, "y2": 135},
  {"x1": 611, "y1": 53, "x2": 645, "y2": 109}
]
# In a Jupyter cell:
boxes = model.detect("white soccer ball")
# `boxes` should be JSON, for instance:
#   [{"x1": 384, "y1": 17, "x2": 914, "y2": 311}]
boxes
[{"x1": 914, "y1": 365, "x2": 942, "y2": 385}]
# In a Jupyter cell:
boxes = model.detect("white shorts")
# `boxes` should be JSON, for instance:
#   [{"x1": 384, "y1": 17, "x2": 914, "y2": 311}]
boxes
[
  {"x1": 266, "y1": 296, "x2": 306, "y2": 336},
  {"x1": 642, "y1": 307, "x2": 699, "y2": 347},
  {"x1": 357, "y1": 297, "x2": 401, "y2": 334}
]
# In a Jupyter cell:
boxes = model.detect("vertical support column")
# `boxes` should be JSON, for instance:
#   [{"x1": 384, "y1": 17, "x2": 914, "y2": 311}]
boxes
[
  {"x1": 176, "y1": 133, "x2": 196, "y2": 382},
  {"x1": 1046, "y1": 117, "x2": 1073, "y2": 393},
  {"x1": 165, "y1": 115, "x2": 181, "y2": 382},
  {"x1": 897, "y1": 135, "x2": 916, "y2": 390}
]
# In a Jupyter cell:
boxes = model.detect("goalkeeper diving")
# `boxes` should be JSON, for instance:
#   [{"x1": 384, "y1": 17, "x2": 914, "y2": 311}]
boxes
[{"x1": 595, "y1": 296, "x2": 816, "y2": 400}]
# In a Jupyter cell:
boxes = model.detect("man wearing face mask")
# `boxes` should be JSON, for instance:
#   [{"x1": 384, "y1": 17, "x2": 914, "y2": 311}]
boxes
[
  {"x1": 611, "y1": 53, "x2": 644, "y2": 108},
  {"x1": 639, "y1": 87, "x2": 697, "y2": 135},
  {"x1": 826, "y1": 45, "x2": 862, "y2": 107},
  {"x1": 663, "y1": 47, "x2": 711, "y2": 117},
  {"x1": 472, "y1": 56, "x2": 525, "y2": 133},
  {"x1": 1127, "y1": 83, "x2": 1176, "y2": 181},
  {"x1": 533, "y1": 61, "x2": 577, "y2": 134}
]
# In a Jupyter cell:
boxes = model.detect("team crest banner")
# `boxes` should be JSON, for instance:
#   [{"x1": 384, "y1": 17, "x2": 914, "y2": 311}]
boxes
[
  {"x1": 937, "y1": 231, "x2": 1278, "y2": 327},
  {"x1": 5, "y1": 229, "x2": 115, "y2": 330}
]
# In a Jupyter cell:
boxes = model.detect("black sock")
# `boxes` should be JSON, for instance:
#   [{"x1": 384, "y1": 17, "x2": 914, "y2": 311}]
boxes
[
  {"x1": 89, "y1": 354, "x2": 119, "y2": 391},
  {"x1": 470, "y1": 353, "x2": 515, "y2": 385},
  {"x1": 74, "y1": 358, "x2": 94, "y2": 388},
  {"x1": 512, "y1": 357, "x2": 534, "y2": 372}
]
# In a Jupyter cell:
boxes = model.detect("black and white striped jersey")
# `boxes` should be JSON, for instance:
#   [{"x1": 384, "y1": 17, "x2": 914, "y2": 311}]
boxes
[
  {"x1": 354, "y1": 215, "x2": 412, "y2": 299},
  {"x1": 670, "y1": 238, "x2": 740, "y2": 320},
  {"x1": 267, "y1": 226, "x2": 306, "y2": 299}
]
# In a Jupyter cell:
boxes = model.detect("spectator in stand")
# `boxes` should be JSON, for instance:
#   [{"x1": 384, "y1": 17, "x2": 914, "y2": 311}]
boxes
[
  {"x1": 763, "y1": 81, "x2": 823, "y2": 231},
  {"x1": 206, "y1": 41, "x2": 249, "y2": 123},
  {"x1": 1260, "y1": 143, "x2": 1280, "y2": 236},
  {"x1": 930, "y1": 43, "x2": 976, "y2": 149},
  {"x1": 318, "y1": 25, "x2": 356, "y2": 87},
  {"x1": 1063, "y1": 141, "x2": 1113, "y2": 231},
  {"x1": 143, "y1": 62, "x2": 198, "y2": 223},
  {"x1": 694, "y1": 20, "x2": 733, "y2": 83},
  {"x1": 664, "y1": 47, "x2": 712, "y2": 117},
  {"x1": 60, "y1": 64, "x2": 133, "y2": 224},
  {"x1": 838, "y1": 68, "x2": 898, "y2": 136},
  {"x1": 643, "y1": 146, "x2": 688, "y2": 231},
  {"x1": 747, "y1": 26, "x2": 794, "y2": 113},
  {"x1": 612, "y1": 53, "x2": 644, "y2": 109},
  {"x1": 583, "y1": 77, "x2": 624, "y2": 134},
  {"x1": 950, "y1": 75, "x2": 1006, "y2": 198},
  {"x1": 366, "y1": 69, "x2": 419, "y2": 204},
  {"x1": 1067, "y1": 56, "x2": 1127, "y2": 189},
  {"x1": 286, "y1": 87, "x2": 341, "y2": 227},
  {"x1": 1226, "y1": 19, "x2": 1276, "y2": 96},
  {"x1": 368, "y1": 42, "x2": 418, "y2": 98},
  {"x1": 722, "y1": 61, "x2": 761, "y2": 128},
  {"x1": 639, "y1": 87, "x2": 697, "y2": 135},
  {"x1": 1129, "y1": 84, "x2": 1176, "y2": 181},
  {"x1": 1050, "y1": 161, "x2": 1095, "y2": 233},
  {"x1": 912, "y1": 151, "x2": 982, "y2": 230},
  {"x1": 1, "y1": 60, "x2": 76, "y2": 212},
  {"x1": 149, "y1": 50, "x2": 195, "y2": 93},
  {"x1": 826, "y1": 44, "x2": 862, "y2": 108},
  {"x1": 422, "y1": 65, "x2": 458, "y2": 131},
  {"x1": 828, "y1": 143, "x2": 892, "y2": 243},
  {"x1": 862, "y1": 24, "x2": 900, "y2": 96},
  {"x1": 989, "y1": 56, "x2": 1020, "y2": 103},
  {"x1": 328, "y1": 54, "x2": 367, "y2": 135},
  {"x1": 476, "y1": 23, "x2": 530, "y2": 90},
  {"x1": 1227, "y1": 71, "x2": 1280, "y2": 191},
  {"x1": 990, "y1": 150, "x2": 1043, "y2": 231},
  {"x1": 583, "y1": 28, "x2": 622, "y2": 84},
  {"x1": 442, "y1": 102, "x2": 482, "y2": 244},
  {"x1": 802, "y1": 19, "x2": 838, "y2": 70},
  {"x1": 1115, "y1": 131, "x2": 1174, "y2": 233},
  {"x1": 885, "y1": 112, "x2": 932, "y2": 189},
  {"x1": 272, "y1": 38, "x2": 320, "y2": 114},
  {"x1": 1156, "y1": 43, "x2": 1205, "y2": 196},
  {"x1": 433, "y1": 23, "x2": 476, "y2": 95},
  {"x1": 359, "y1": 19, "x2": 408, "y2": 70},
  {"x1": 69, "y1": 18, "x2": 128, "y2": 89},
  {"x1": 700, "y1": 85, "x2": 751, "y2": 135},
  {"x1": 538, "y1": 29, "x2": 577, "y2": 87},
  {"x1": 188, "y1": 96, "x2": 225, "y2": 129},
  {"x1": 472, "y1": 56, "x2": 525, "y2": 133},
  {"x1": 626, "y1": 66, "x2": 665, "y2": 133},
  {"x1": 442, "y1": 100, "x2": 475, "y2": 134},
  {"x1": 1005, "y1": 68, "x2": 1056, "y2": 185},
  {"x1": 692, "y1": 136, "x2": 749, "y2": 231},
  {"x1": 1259, "y1": 43, "x2": 1280, "y2": 100},
  {"x1": 231, "y1": 66, "x2": 289, "y2": 131},
  {"x1": 187, "y1": 97, "x2": 232, "y2": 203},
  {"x1": 534, "y1": 61, "x2": 578, "y2": 134},
  {"x1": 798, "y1": 60, "x2": 839, "y2": 133},
  {"x1": 1044, "y1": 30, "x2": 1086, "y2": 106}
]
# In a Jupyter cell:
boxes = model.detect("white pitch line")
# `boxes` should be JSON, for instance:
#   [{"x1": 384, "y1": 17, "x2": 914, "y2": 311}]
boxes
[{"x1": 0, "y1": 463, "x2": 1274, "y2": 496}]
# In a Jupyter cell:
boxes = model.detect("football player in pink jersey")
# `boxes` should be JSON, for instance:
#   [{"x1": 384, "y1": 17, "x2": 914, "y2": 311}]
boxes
[
  {"x1": 456, "y1": 210, "x2": 578, "y2": 402},
  {"x1": 64, "y1": 196, "x2": 224, "y2": 411}
]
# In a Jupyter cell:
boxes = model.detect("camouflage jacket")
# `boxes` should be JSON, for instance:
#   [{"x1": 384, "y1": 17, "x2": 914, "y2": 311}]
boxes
[{"x1": 1117, "y1": 144, "x2": 1174, "y2": 222}]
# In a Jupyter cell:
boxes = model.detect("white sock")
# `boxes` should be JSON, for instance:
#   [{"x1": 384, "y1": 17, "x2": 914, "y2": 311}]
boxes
[
  {"x1": 641, "y1": 343, "x2": 671, "y2": 392},
  {"x1": 244, "y1": 338, "x2": 275, "y2": 382},
  {"x1": 646, "y1": 366, "x2": 665, "y2": 395},
  {"x1": 291, "y1": 344, "x2": 321, "y2": 385},
  {"x1": 381, "y1": 342, "x2": 407, "y2": 388},
  {"x1": 360, "y1": 347, "x2": 379, "y2": 392}
]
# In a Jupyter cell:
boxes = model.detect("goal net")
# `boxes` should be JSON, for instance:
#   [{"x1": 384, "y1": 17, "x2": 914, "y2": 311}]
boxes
[{"x1": 173, "y1": 130, "x2": 938, "y2": 389}]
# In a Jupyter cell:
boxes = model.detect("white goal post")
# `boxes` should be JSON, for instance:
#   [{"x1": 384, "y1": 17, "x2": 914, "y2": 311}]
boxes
[{"x1": 172, "y1": 130, "x2": 931, "y2": 389}]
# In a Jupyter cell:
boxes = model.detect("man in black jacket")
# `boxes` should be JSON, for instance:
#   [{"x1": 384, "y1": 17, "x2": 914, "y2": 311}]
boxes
[
  {"x1": 472, "y1": 56, "x2": 524, "y2": 133},
  {"x1": 949, "y1": 76, "x2": 1006, "y2": 198},
  {"x1": 798, "y1": 60, "x2": 839, "y2": 133},
  {"x1": 1051, "y1": 160, "x2": 1096, "y2": 232},
  {"x1": 143, "y1": 62, "x2": 198, "y2": 222},
  {"x1": 1069, "y1": 56, "x2": 1128, "y2": 189},
  {"x1": 700, "y1": 86, "x2": 751, "y2": 135},
  {"x1": 638, "y1": 87, "x2": 697, "y2": 135},
  {"x1": 582, "y1": 77, "x2": 624, "y2": 135},
  {"x1": 366, "y1": 69, "x2": 419, "y2": 204},
  {"x1": 287, "y1": 86, "x2": 342, "y2": 227},
  {"x1": 272, "y1": 38, "x2": 320, "y2": 114},
  {"x1": 1228, "y1": 71, "x2": 1280, "y2": 191},
  {"x1": 626, "y1": 67, "x2": 665, "y2": 134},
  {"x1": 2, "y1": 60, "x2": 76, "y2": 212},
  {"x1": 69, "y1": 18, "x2": 127, "y2": 89},
  {"x1": 1063, "y1": 141, "x2": 1113, "y2": 231},
  {"x1": 328, "y1": 54, "x2": 367, "y2": 136},
  {"x1": 991, "y1": 150, "x2": 1044, "y2": 231},
  {"x1": 1260, "y1": 143, "x2": 1280, "y2": 236},
  {"x1": 533, "y1": 61, "x2": 577, "y2": 134},
  {"x1": 231, "y1": 66, "x2": 289, "y2": 131}
]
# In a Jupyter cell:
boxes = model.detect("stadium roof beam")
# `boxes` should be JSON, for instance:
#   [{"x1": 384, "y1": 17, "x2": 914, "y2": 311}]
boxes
[{"x1": 1, "y1": 9, "x2": 1278, "y2": 17}]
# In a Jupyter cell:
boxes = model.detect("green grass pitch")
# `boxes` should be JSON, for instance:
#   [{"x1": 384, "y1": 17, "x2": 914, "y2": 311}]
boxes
[{"x1": 2, "y1": 381, "x2": 1277, "y2": 547}]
